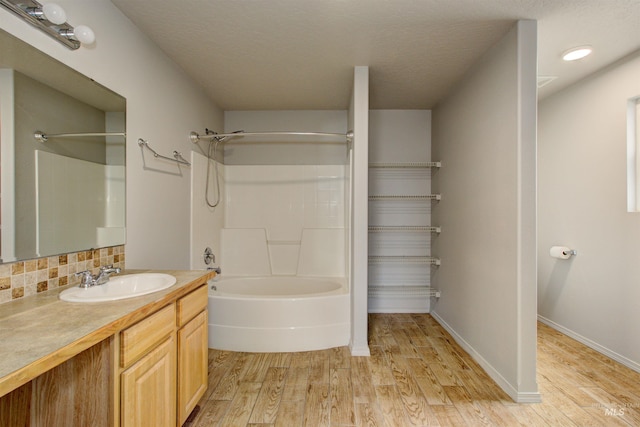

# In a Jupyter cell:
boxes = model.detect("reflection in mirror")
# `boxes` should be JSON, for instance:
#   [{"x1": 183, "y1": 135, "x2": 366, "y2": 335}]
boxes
[{"x1": 0, "y1": 28, "x2": 126, "y2": 263}]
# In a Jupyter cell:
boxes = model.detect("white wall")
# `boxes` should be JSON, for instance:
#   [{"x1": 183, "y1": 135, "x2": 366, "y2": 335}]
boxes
[
  {"x1": 538, "y1": 51, "x2": 640, "y2": 371},
  {"x1": 224, "y1": 110, "x2": 348, "y2": 165},
  {"x1": 369, "y1": 110, "x2": 431, "y2": 163},
  {"x1": 0, "y1": 0, "x2": 224, "y2": 269},
  {"x1": 431, "y1": 21, "x2": 539, "y2": 402}
]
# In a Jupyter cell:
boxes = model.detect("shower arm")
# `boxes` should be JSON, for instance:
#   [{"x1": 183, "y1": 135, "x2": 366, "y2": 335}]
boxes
[{"x1": 189, "y1": 130, "x2": 354, "y2": 144}]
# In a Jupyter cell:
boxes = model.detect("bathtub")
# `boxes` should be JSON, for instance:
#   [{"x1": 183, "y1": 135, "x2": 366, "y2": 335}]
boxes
[{"x1": 207, "y1": 276, "x2": 350, "y2": 352}]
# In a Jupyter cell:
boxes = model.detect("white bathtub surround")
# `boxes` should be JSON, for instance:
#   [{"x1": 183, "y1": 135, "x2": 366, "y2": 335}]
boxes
[
  {"x1": 197, "y1": 107, "x2": 368, "y2": 354},
  {"x1": 191, "y1": 108, "x2": 363, "y2": 354},
  {"x1": 208, "y1": 276, "x2": 350, "y2": 352},
  {"x1": 211, "y1": 163, "x2": 351, "y2": 352},
  {"x1": 221, "y1": 228, "x2": 346, "y2": 277},
  {"x1": 220, "y1": 229, "x2": 271, "y2": 276},
  {"x1": 223, "y1": 164, "x2": 347, "y2": 277},
  {"x1": 297, "y1": 229, "x2": 345, "y2": 276}
]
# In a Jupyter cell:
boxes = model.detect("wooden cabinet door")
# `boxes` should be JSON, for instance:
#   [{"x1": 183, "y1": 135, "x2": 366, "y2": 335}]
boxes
[
  {"x1": 177, "y1": 310, "x2": 208, "y2": 425},
  {"x1": 121, "y1": 334, "x2": 176, "y2": 427}
]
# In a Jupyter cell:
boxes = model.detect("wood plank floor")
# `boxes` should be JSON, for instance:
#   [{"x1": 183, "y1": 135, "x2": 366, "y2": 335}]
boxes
[{"x1": 185, "y1": 314, "x2": 640, "y2": 426}]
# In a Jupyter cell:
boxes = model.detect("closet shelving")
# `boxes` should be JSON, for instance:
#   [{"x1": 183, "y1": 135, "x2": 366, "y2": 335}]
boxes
[
  {"x1": 369, "y1": 162, "x2": 441, "y2": 169},
  {"x1": 368, "y1": 161, "x2": 441, "y2": 310},
  {"x1": 369, "y1": 286, "x2": 441, "y2": 299},
  {"x1": 369, "y1": 194, "x2": 441, "y2": 201},
  {"x1": 368, "y1": 225, "x2": 441, "y2": 234},
  {"x1": 368, "y1": 256, "x2": 441, "y2": 266}
]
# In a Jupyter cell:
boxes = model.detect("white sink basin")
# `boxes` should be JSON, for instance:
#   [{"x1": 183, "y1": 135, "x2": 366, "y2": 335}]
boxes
[{"x1": 59, "y1": 273, "x2": 177, "y2": 302}]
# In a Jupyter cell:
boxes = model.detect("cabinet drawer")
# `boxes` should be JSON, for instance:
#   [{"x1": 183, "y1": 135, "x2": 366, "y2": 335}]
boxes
[
  {"x1": 121, "y1": 304, "x2": 176, "y2": 367},
  {"x1": 177, "y1": 285, "x2": 207, "y2": 327}
]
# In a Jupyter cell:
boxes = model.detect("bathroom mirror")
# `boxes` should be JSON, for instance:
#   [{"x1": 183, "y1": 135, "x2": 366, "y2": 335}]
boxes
[{"x1": 0, "y1": 28, "x2": 126, "y2": 263}]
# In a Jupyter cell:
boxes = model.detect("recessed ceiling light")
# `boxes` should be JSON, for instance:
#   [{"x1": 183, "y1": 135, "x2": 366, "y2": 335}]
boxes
[{"x1": 562, "y1": 46, "x2": 593, "y2": 61}]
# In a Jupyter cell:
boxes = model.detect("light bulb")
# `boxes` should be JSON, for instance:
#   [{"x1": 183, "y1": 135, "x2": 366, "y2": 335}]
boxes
[
  {"x1": 41, "y1": 3, "x2": 66, "y2": 25},
  {"x1": 73, "y1": 25, "x2": 95, "y2": 44}
]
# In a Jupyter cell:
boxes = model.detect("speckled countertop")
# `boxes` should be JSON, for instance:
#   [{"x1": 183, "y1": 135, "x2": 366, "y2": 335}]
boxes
[{"x1": 0, "y1": 269, "x2": 214, "y2": 397}]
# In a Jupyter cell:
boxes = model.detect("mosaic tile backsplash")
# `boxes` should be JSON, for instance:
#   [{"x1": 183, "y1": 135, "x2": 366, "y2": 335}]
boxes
[{"x1": 0, "y1": 245, "x2": 125, "y2": 305}]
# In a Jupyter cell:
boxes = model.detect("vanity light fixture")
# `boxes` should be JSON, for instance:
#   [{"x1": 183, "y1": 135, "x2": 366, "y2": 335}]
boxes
[
  {"x1": 0, "y1": 0, "x2": 95, "y2": 49},
  {"x1": 58, "y1": 25, "x2": 95, "y2": 45},
  {"x1": 28, "y1": 2, "x2": 65, "y2": 24},
  {"x1": 562, "y1": 45, "x2": 593, "y2": 61}
]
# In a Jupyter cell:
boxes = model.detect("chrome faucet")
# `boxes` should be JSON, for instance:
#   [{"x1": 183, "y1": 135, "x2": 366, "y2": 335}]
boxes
[
  {"x1": 75, "y1": 265, "x2": 121, "y2": 288},
  {"x1": 95, "y1": 265, "x2": 121, "y2": 285}
]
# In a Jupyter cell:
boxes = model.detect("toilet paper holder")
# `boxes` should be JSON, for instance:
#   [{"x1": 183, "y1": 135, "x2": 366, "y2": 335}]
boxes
[{"x1": 549, "y1": 246, "x2": 577, "y2": 259}]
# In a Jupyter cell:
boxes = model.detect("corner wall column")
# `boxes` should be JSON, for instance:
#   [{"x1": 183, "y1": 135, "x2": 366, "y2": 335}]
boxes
[{"x1": 349, "y1": 66, "x2": 370, "y2": 356}]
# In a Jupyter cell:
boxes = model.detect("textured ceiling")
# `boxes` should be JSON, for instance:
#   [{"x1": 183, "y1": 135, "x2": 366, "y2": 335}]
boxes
[{"x1": 111, "y1": 0, "x2": 640, "y2": 110}]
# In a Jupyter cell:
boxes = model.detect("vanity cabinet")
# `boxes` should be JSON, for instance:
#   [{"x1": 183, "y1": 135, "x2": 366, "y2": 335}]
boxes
[
  {"x1": 118, "y1": 285, "x2": 208, "y2": 427},
  {"x1": 0, "y1": 270, "x2": 212, "y2": 427}
]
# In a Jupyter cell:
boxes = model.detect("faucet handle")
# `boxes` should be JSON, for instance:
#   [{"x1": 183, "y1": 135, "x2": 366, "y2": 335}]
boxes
[{"x1": 75, "y1": 270, "x2": 94, "y2": 288}]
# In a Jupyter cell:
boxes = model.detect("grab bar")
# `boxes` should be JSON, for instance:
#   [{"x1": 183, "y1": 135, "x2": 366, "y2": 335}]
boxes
[{"x1": 138, "y1": 138, "x2": 190, "y2": 166}]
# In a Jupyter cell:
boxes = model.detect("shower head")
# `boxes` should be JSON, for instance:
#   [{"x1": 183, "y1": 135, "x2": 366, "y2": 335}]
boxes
[{"x1": 189, "y1": 129, "x2": 245, "y2": 144}]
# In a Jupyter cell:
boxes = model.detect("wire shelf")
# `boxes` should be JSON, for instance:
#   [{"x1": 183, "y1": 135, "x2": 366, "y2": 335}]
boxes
[
  {"x1": 368, "y1": 256, "x2": 440, "y2": 266},
  {"x1": 368, "y1": 226, "x2": 441, "y2": 233},
  {"x1": 369, "y1": 194, "x2": 441, "y2": 201},
  {"x1": 368, "y1": 286, "x2": 441, "y2": 298},
  {"x1": 369, "y1": 162, "x2": 441, "y2": 169}
]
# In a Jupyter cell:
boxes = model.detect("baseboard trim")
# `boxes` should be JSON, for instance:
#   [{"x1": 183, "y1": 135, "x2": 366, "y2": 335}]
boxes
[
  {"x1": 431, "y1": 312, "x2": 541, "y2": 403},
  {"x1": 537, "y1": 315, "x2": 640, "y2": 374},
  {"x1": 368, "y1": 306, "x2": 430, "y2": 314},
  {"x1": 349, "y1": 342, "x2": 371, "y2": 357}
]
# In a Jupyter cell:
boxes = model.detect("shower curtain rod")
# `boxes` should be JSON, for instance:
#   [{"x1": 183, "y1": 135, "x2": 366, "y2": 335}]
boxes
[
  {"x1": 34, "y1": 130, "x2": 126, "y2": 143},
  {"x1": 189, "y1": 130, "x2": 354, "y2": 144}
]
